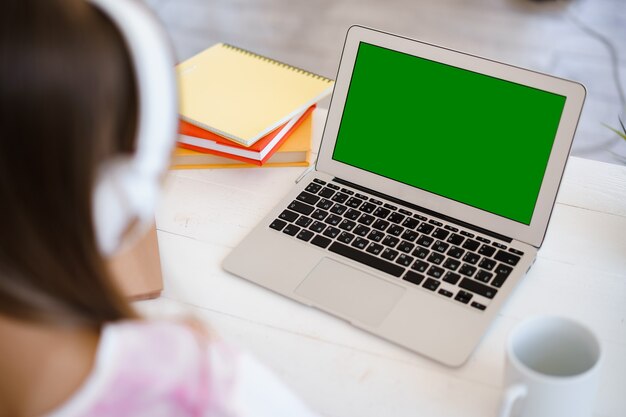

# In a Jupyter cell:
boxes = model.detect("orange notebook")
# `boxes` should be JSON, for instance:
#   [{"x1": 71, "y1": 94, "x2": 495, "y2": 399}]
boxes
[
  {"x1": 178, "y1": 106, "x2": 314, "y2": 165},
  {"x1": 172, "y1": 110, "x2": 312, "y2": 169}
]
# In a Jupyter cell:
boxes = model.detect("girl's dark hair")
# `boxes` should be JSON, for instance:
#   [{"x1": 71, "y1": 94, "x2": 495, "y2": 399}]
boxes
[{"x1": 0, "y1": 0, "x2": 138, "y2": 325}]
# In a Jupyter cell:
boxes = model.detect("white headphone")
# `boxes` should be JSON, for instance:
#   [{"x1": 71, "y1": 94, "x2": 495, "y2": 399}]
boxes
[{"x1": 89, "y1": 0, "x2": 178, "y2": 256}]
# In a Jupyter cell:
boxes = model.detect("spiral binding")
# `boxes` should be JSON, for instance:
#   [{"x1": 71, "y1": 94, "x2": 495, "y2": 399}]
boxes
[{"x1": 221, "y1": 43, "x2": 333, "y2": 84}]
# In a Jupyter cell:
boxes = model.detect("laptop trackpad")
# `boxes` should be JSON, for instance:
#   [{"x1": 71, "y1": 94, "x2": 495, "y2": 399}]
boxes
[{"x1": 295, "y1": 258, "x2": 405, "y2": 326}]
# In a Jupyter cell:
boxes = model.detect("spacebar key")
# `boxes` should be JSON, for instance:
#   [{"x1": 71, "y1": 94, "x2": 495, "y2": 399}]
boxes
[{"x1": 328, "y1": 242, "x2": 405, "y2": 277}]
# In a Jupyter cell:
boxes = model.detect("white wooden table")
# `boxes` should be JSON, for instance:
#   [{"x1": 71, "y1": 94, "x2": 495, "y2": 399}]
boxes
[{"x1": 138, "y1": 109, "x2": 626, "y2": 417}]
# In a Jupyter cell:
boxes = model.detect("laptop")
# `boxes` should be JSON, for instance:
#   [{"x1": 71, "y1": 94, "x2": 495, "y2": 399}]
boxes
[{"x1": 223, "y1": 25, "x2": 585, "y2": 367}]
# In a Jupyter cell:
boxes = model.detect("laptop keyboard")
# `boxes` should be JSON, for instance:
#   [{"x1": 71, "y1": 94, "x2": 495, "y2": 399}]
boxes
[{"x1": 269, "y1": 178, "x2": 524, "y2": 311}]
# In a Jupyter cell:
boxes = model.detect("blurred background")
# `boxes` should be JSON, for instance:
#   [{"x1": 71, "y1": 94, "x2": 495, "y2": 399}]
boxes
[{"x1": 144, "y1": 0, "x2": 625, "y2": 164}]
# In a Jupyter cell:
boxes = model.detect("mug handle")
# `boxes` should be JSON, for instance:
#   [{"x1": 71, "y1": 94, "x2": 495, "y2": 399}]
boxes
[{"x1": 497, "y1": 384, "x2": 528, "y2": 417}]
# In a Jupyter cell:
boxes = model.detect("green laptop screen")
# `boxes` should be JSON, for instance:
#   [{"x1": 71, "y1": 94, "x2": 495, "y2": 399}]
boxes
[{"x1": 332, "y1": 42, "x2": 566, "y2": 225}]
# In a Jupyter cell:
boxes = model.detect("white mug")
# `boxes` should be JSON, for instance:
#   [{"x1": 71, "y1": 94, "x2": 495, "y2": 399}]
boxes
[{"x1": 497, "y1": 316, "x2": 602, "y2": 417}]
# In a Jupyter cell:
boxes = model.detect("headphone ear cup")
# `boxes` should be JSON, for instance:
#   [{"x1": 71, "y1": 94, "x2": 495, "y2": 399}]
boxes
[{"x1": 93, "y1": 158, "x2": 159, "y2": 256}]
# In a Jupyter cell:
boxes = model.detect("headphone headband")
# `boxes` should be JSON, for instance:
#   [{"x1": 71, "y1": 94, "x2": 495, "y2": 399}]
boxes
[{"x1": 90, "y1": 0, "x2": 178, "y2": 255}]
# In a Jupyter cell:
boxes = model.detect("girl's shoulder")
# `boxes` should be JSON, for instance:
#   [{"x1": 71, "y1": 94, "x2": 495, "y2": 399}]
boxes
[
  {"x1": 45, "y1": 319, "x2": 237, "y2": 417},
  {"x1": 103, "y1": 319, "x2": 229, "y2": 362}
]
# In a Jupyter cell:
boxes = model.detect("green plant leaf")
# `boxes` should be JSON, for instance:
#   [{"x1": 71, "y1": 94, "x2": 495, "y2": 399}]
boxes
[{"x1": 603, "y1": 122, "x2": 626, "y2": 141}]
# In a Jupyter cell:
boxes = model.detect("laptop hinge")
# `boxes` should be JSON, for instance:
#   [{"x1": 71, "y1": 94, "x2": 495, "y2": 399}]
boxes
[
  {"x1": 295, "y1": 164, "x2": 316, "y2": 184},
  {"x1": 332, "y1": 177, "x2": 513, "y2": 244}
]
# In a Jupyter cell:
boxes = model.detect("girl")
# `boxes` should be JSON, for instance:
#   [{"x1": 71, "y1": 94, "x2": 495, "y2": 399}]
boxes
[{"x1": 0, "y1": 1, "x2": 317, "y2": 416}]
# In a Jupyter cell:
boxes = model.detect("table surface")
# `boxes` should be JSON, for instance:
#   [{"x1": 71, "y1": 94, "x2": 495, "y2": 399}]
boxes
[{"x1": 139, "y1": 109, "x2": 626, "y2": 417}]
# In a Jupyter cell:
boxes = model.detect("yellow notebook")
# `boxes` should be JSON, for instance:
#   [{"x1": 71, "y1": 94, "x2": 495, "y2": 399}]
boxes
[
  {"x1": 171, "y1": 110, "x2": 312, "y2": 170},
  {"x1": 177, "y1": 43, "x2": 333, "y2": 147}
]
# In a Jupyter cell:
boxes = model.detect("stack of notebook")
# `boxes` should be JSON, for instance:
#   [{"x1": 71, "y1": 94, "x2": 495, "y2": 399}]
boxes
[{"x1": 173, "y1": 43, "x2": 334, "y2": 169}]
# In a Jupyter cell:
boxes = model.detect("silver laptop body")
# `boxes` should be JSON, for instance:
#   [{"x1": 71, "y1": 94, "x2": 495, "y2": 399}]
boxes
[{"x1": 223, "y1": 26, "x2": 585, "y2": 366}]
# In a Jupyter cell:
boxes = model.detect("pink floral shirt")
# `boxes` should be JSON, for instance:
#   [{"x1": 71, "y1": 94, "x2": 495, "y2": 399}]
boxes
[{"x1": 43, "y1": 320, "x2": 318, "y2": 417}]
